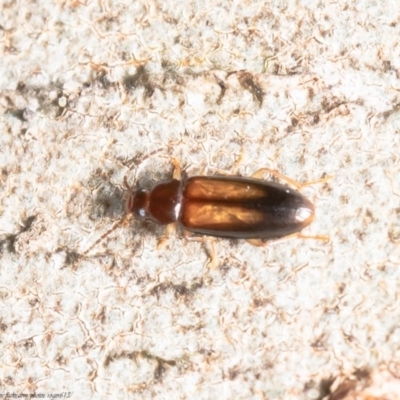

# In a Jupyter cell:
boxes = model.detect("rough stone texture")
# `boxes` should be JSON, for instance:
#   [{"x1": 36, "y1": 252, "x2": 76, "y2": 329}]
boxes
[{"x1": 1, "y1": 0, "x2": 400, "y2": 399}]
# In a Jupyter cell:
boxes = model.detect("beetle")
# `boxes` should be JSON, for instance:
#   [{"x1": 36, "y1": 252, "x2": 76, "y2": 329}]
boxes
[
  {"x1": 124, "y1": 160, "x2": 327, "y2": 246},
  {"x1": 83, "y1": 160, "x2": 327, "y2": 255}
]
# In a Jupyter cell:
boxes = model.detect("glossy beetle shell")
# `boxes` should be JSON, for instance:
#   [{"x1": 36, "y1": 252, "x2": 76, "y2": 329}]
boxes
[{"x1": 126, "y1": 175, "x2": 315, "y2": 240}]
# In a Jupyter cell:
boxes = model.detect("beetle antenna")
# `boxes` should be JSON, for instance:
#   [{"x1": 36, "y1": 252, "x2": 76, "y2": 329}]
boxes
[
  {"x1": 82, "y1": 214, "x2": 133, "y2": 256},
  {"x1": 83, "y1": 148, "x2": 168, "y2": 257},
  {"x1": 123, "y1": 175, "x2": 133, "y2": 192}
]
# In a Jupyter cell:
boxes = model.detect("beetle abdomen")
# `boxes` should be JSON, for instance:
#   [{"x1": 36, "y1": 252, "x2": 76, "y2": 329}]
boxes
[{"x1": 181, "y1": 176, "x2": 315, "y2": 239}]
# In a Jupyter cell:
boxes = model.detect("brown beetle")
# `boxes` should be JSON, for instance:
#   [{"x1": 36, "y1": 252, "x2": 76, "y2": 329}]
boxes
[
  {"x1": 84, "y1": 161, "x2": 327, "y2": 254},
  {"x1": 125, "y1": 159, "x2": 328, "y2": 244},
  {"x1": 127, "y1": 176, "x2": 315, "y2": 240}
]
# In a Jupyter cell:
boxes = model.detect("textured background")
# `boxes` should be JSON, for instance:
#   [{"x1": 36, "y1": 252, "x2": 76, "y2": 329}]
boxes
[{"x1": 1, "y1": 0, "x2": 400, "y2": 399}]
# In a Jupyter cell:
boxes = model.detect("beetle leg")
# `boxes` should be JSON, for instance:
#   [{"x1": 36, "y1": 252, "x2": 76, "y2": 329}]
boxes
[
  {"x1": 204, "y1": 240, "x2": 218, "y2": 270},
  {"x1": 205, "y1": 166, "x2": 231, "y2": 176},
  {"x1": 171, "y1": 157, "x2": 182, "y2": 180},
  {"x1": 246, "y1": 238, "x2": 266, "y2": 246},
  {"x1": 182, "y1": 232, "x2": 218, "y2": 269},
  {"x1": 251, "y1": 168, "x2": 302, "y2": 189},
  {"x1": 165, "y1": 222, "x2": 178, "y2": 237},
  {"x1": 251, "y1": 168, "x2": 332, "y2": 190},
  {"x1": 297, "y1": 234, "x2": 330, "y2": 242},
  {"x1": 158, "y1": 222, "x2": 179, "y2": 247},
  {"x1": 246, "y1": 233, "x2": 330, "y2": 247}
]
